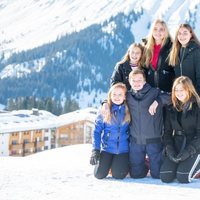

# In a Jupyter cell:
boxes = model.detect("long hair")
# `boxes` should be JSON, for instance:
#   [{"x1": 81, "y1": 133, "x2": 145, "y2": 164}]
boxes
[
  {"x1": 118, "y1": 43, "x2": 144, "y2": 67},
  {"x1": 144, "y1": 19, "x2": 171, "y2": 67},
  {"x1": 104, "y1": 83, "x2": 131, "y2": 124},
  {"x1": 169, "y1": 23, "x2": 200, "y2": 66},
  {"x1": 171, "y1": 76, "x2": 200, "y2": 111}
]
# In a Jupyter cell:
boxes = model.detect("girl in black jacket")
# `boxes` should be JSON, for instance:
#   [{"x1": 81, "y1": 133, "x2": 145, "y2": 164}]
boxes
[
  {"x1": 110, "y1": 43, "x2": 144, "y2": 91},
  {"x1": 160, "y1": 76, "x2": 200, "y2": 183},
  {"x1": 169, "y1": 23, "x2": 200, "y2": 94},
  {"x1": 143, "y1": 19, "x2": 175, "y2": 93}
]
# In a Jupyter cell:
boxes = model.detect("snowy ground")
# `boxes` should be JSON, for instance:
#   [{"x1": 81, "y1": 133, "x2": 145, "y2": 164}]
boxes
[{"x1": 0, "y1": 144, "x2": 200, "y2": 200}]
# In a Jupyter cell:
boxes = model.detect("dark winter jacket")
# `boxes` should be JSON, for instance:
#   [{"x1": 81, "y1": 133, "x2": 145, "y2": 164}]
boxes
[
  {"x1": 174, "y1": 41, "x2": 200, "y2": 94},
  {"x1": 144, "y1": 37, "x2": 175, "y2": 93},
  {"x1": 92, "y1": 104, "x2": 129, "y2": 154},
  {"x1": 110, "y1": 60, "x2": 134, "y2": 91},
  {"x1": 163, "y1": 102, "x2": 200, "y2": 153},
  {"x1": 126, "y1": 83, "x2": 170, "y2": 145}
]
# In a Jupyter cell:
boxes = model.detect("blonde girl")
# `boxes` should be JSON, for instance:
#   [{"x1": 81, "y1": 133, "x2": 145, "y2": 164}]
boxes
[
  {"x1": 90, "y1": 83, "x2": 131, "y2": 179},
  {"x1": 144, "y1": 19, "x2": 175, "y2": 92}
]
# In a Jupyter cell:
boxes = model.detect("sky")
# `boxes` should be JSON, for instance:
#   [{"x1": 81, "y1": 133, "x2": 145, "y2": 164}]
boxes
[{"x1": 0, "y1": 144, "x2": 200, "y2": 200}]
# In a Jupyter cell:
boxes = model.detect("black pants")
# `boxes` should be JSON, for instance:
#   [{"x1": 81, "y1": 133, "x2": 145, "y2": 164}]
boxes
[
  {"x1": 94, "y1": 151, "x2": 129, "y2": 179},
  {"x1": 160, "y1": 153, "x2": 200, "y2": 183}
]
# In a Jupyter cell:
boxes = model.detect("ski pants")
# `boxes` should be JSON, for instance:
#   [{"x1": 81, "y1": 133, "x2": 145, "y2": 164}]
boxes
[
  {"x1": 129, "y1": 141, "x2": 163, "y2": 179},
  {"x1": 94, "y1": 151, "x2": 129, "y2": 179},
  {"x1": 160, "y1": 152, "x2": 200, "y2": 183}
]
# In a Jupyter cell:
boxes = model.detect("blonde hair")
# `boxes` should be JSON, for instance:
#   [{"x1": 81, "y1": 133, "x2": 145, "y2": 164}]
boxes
[
  {"x1": 118, "y1": 43, "x2": 144, "y2": 67},
  {"x1": 169, "y1": 23, "x2": 200, "y2": 66},
  {"x1": 144, "y1": 19, "x2": 171, "y2": 67},
  {"x1": 104, "y1": 83, "x2": 131, "y2": 124},
  {"x1": 171, "y1": 76, "x2": 200, "y2": 111}
]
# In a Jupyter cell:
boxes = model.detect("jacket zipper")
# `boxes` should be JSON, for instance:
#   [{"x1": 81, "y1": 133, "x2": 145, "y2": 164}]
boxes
[{"x1": 180, "y1": 48, "x2": 186, "y2": 76}]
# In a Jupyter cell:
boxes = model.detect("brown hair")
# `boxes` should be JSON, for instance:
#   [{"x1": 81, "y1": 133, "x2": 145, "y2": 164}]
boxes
[
  {"x1": 169, "y1": 23, "x2": 200, "y2": 66},
  {"x1": 171, "y1": 76, "x2": 200, "y2": 111},
  {"x1": 129, "y1": 68, "x2": 146, "y2": 81}
]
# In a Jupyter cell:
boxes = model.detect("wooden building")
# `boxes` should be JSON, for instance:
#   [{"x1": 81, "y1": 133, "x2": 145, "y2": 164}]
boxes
[
  {"x1": 0, "y1": 107, "x2": 98, "y2": 156},
  {"x1": 56, "y1": 107, "x2": 98, "y2": 147},
  {"x1": 0, "y1": 109, "x2": 57, "y2": 156}
]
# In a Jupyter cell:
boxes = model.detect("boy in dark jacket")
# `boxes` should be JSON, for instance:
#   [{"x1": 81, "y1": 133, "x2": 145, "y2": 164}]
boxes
[{"x1": 127, "y1": 69, "x2": 170, "y2": 179}]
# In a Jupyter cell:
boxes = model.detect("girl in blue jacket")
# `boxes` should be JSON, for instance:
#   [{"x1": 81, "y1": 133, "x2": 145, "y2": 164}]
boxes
[{"x1": 90, "y1": 83, "x2": 131, "y2": 179}]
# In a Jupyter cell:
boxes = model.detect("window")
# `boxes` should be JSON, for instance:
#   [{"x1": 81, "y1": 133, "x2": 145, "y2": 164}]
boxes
[
  {"x1": 44, "y1": 136, "x2": 49, "y2": 141},
  {"x1": 24, "y1": 139, "x2": 29, "y2": 144},
  {"x1": 24, "y1": 149, "x2": 30, "y2": 153},
  {"x1": 12, "y1": 140, "x2": 17, "y2": 145},
  {"x1": 36, "y1": 148, "x2": 42, "y2": 152},
  {"x1": 11, "y1": 150, "x2": 17, "y2": 155}
]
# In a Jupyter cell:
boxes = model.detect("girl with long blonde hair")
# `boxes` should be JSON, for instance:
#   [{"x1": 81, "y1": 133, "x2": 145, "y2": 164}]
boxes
[
  {"x1": 143, "y1": 19, "x2": 175, "y2": 92},
  {"x1": 90, "y1": 83, "x2": 131, "y2": 180}
]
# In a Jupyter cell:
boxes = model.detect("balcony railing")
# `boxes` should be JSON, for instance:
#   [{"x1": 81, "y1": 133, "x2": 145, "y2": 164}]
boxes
[
  {"x1": 35, "y1": 141, "x2": 44, "y2": 148},
  {"x1": 24, "y1": 142, "x2": 35, "y2": 149},
  {"x1": 9, "y1": 143, "x2": 23, "y2": 150},
  {"x1": 57, "y1": 138, "x2": 69, "y2": 146}
]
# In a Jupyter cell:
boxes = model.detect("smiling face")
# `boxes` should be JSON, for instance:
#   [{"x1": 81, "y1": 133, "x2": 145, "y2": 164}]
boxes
[
  {"x1": 110, "y1": 87, "x2": 126, "y2": 105},
  {"x1": 152, "y1": 22, "x2": 166, "y2": 44},
  {"x1": 129, "y1": 46, "x2": 142, "y2": 65},
  {"x1": 177, "y1": 27, "x2": 192, "y2": 47},
  {"x1": 129, "y1": 73, "x2": 146, "y2": 91},
  {"x1": 174, "y1": 83, "x2": 187, "y2": 102}
]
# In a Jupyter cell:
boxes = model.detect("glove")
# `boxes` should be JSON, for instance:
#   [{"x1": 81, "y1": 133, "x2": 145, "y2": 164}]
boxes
[
  {"x1": 176, "y1": 145, "x2": 196, "y2": 162},
  {"x1": 166, "y1": 145, "x2": 179, "y2": 163},
  {"x1": 90, "y1": 149, "x2": 100, "y2": 165}
]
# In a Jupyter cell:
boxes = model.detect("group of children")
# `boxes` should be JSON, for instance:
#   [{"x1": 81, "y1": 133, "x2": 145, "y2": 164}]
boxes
[{"x1": 90, "y1": 19, "x2": 200, "y2": 184}]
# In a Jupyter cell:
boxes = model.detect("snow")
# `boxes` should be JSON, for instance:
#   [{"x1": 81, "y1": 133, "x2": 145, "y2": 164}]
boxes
[
  {"x1": 0, "y1": 144, "x2": 199, "y2": 200},
  {"x1": 0, "y1": 107, "x2": 98, "y2": 133},
  {"x1": 0, "y1": 0, "x2": 200, "y2": 82},
  {"x1": 0, "y1": 109, "x2": 57, "y2": 133},
  {"x1": 0, "y1": 0, "x2": 136, "y2": 53},
  {"x1": 0, "y1": 0, "x2": 200, "y2": 54},
  {"x1": 0, "y1": 103, "x2": 5, "y2": 110}
]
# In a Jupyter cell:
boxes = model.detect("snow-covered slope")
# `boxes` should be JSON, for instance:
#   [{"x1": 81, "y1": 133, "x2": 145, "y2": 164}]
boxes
[
  {"x1": 0, "y1": 144, "x2": 200, "y2": 200},
  {"x1": 0, "y1": 0, "x2": 200, "y2": 55},
  {"x1": 0, "y1": 0, "x2": 136, "y2": 54}
]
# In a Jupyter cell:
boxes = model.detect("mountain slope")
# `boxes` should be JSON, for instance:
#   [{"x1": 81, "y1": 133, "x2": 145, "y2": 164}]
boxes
[{"x1": 0, "y1": 0, "x2": 200, "y2": 109}]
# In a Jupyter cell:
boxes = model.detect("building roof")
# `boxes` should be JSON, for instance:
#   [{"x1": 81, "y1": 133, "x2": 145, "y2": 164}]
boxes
[
  {"x1": 0, "y1": 107, "x2": 99, "y2": 134},
  {"x1": 0, "y1": 109, "x2": 57, "y2": 133},
  {"x1": 57, "y1": 107, "x2": 98, "y2": 127}
]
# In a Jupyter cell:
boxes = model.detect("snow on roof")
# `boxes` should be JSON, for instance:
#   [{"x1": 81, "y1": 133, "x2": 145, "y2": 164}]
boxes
[
  {"x1": 0, "y1": 109, "x2": 57, "y2": 133},
  {"x1": 0, "y1": 107, "x2": 99, "y2": 133},
  {"x1": 57, "y1": 107, "x2": 98, "y2": 127}
]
